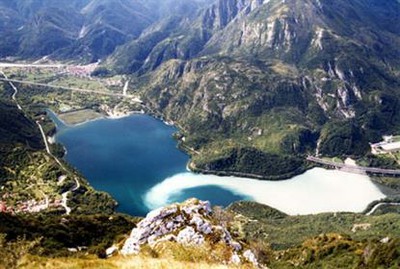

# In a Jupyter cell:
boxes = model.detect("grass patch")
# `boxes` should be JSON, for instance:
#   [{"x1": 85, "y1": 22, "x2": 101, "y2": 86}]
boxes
[
  {"x1": 18, "y1": 254, "x2": 242, "y2": 269},
  {"x1": 58, "y1": 109, "x2": 104, "y2": 125}
]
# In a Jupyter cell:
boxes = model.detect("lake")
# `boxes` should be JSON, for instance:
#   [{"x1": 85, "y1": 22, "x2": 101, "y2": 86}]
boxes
[{"x1": 53, "y1": 114, "x2": 385, "y2": 216}]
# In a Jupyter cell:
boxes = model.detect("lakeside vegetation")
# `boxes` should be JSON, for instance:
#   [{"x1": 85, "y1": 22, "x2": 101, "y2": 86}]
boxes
[
  {"x1": 191, "y1": 147, "x2": 308, "y2": 180},
  {"x1": 0, "y1": 83, "x2": 116, "y2": 215},
  {"x1": 58, "y1": 109, "x2": 104, "y2": 125}
]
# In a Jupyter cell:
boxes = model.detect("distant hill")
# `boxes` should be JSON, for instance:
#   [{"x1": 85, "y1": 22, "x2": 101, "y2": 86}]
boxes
[
  {"x1": 0, "y1": 0, "x2": 152, "y2": 61},
  {"x1": 0, "y1": 0, "x2": 213, "y2": 62}
]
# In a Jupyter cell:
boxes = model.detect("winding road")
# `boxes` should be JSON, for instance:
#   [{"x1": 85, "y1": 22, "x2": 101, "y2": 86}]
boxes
[
  {"x1": 366, "y1": 202, "x2": 400, "y2": 215},
  {"x1": 0, "y1": 71, "x2": 22, "y2": 110},
  {"x1": 37, "y1": 118, "x2": 79, "y2": 215},
  {"x1": 61, "y1": 192, "x2": 72, "y2": 215},
  {"x1": 1, "y1": 71, "x2": 80, "y2": 215}
]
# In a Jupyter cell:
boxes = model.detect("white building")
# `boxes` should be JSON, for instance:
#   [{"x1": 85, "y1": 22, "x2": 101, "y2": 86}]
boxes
[{"x1": 371, "y1": 135, "x2": 400, "y2": 154}]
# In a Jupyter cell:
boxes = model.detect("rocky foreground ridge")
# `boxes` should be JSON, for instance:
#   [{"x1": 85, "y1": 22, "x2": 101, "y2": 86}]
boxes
[{"x1": 116, "y1": 198, "x2": 261, "y2": 267}]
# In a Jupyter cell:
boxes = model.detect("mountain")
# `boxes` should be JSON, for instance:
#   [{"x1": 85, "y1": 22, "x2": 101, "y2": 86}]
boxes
[
  {"x1": 107, "y1": 0, "x2": 265, "y2": 73},
  {"x1": 0, "y1": 0, "x2": 215, "y2": 62},
  {"x1": 0, "y1": 0, "x2": 85, "y2": 58},
  {"x1": 60, "y1": 0, "x2": 153, "y2": 61},
  {"x1": 105, "y1": 0, "x2": 400, "y2": 178}
]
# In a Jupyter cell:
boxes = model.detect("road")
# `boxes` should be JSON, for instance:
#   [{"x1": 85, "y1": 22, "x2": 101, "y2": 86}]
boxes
[
  {"x1": 1, "y1": 72, "x2": 80, "y2": 215},
  {"x1": 307, "y1": 156, "x2": 400, "y2": 176},
  {"x1": 0, "y1": 71, "x2": 22, "y2": 110},
  {"x1": 36, "y1": 120, "x2": 77, "y2": 215},
  {"x1": 0, "y1": 62, "x2": 65, "y2": 68},
  {"x1": 36, "y1": 120, "x2": 68, "y2": 170},
  {"x1": 123, "y1": 80, "x2": 129, "y2": 96},
  {"x1": 72, "y1": 176, "x2": 81, "y2": 191},
  {"x1": 36, "y1": 121, "x2": 51, "y2": 154},
  {"x1": 366, "y1": 202, "x2": 400, "y2": 215},
  {"x1": 61, "y1": 192, "x2": 72, "y2": 215},
  {"x1": 0, "y1": 77, "x2": 142, "y2": 101}
]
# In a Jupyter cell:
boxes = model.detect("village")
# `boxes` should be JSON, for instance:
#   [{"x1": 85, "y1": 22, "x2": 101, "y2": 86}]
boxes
[
  {"x1": 0, "y1": 195, "x2": 64, "y2": 214},
  {"x1": 0, "y1": 61, "x2": 98, "y2": 77}
]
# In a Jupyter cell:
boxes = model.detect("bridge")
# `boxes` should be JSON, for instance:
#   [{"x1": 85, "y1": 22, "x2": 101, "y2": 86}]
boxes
[{"x1": 306, "y1": 156, "x2": 400, "y2": 176}]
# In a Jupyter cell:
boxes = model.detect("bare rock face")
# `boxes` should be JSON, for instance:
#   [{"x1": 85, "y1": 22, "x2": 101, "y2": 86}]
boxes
[{"x1": 120, "y1": 198, "x2": 259, "y2": 267}]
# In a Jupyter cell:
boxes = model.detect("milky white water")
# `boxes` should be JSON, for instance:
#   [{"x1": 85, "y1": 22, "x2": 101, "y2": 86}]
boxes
[{"x1": 145, "y1": 167, "x2": 386, "y2": 215}]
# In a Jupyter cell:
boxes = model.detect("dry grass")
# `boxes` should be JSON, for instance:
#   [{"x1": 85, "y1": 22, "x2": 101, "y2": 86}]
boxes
[
  {"x1": 270, "y1": 61, "x2": 298, "y2": 77},
  {"x1": 18, "y1": 254, "x2": 242, "y2": 269},
  {"x1": 17, "y1": 238, "x2": 254, "y2": 269},
  {"x1": 58, "y1": 109, "x2": 103, "y2": 125}
]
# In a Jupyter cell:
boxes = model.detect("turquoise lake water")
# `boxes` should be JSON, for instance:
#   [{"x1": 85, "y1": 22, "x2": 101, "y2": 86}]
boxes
[
  {"x1": 53, "y1": 114, "x2": 250, "y2": 216},
  {"x1": 51, "y1": 113, "x2": 386, "y2": 216}
]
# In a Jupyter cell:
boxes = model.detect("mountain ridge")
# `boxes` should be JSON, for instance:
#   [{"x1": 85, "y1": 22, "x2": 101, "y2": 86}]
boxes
[
  {"x1": 0, "y1": 0, "x2": 213, "y2": 61},
  {"x1": 103, "y1": 0, "x2": 400, "y2": 177}
]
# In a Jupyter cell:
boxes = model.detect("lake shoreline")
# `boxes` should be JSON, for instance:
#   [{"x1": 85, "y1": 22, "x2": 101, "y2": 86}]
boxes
[
  {"x1": 52, "y1": 106, "x2": 315, "y2": 181},
  {"x1": 187, "y1": 160, "x2": 312, "y2": 181},
  {"x1": 47, "y1": 111, "x2": 388, "y2": 216}
]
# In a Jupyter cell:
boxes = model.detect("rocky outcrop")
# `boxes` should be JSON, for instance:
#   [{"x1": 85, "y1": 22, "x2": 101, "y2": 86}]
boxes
[{"x1": 120, "y1": 198, "x2": 259, "y2": 267}]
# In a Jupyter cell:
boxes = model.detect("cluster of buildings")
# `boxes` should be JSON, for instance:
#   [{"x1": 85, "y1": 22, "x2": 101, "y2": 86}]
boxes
[
  {"x1": 65, "y1": 63, "x2": 98, "y2": 77},
  {"x1": 0, "y1": 197, "x2": 62, "y2": 214},
  {"x1": 65, "y1": 66, "x2": 89, "y2": 77}
]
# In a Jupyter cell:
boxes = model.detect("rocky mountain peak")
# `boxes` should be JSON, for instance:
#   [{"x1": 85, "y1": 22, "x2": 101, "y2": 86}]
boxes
[
  {"x1": 119, "y1": 198, "x2": 260, "y2": 267},
  {"x1": 202, "y1": 0, "x2": 266, "y2": 31}
]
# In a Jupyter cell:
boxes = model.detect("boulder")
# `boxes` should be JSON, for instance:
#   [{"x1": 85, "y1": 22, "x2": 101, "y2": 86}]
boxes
[{"x1": 120, "y1": 198, "x2": 260, "y2": 267}]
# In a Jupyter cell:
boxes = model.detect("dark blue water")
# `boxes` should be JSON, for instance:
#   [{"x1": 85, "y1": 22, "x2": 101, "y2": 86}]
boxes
[{"x1": 53, "y1": 114, "x2": 249, "y2": 216}]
